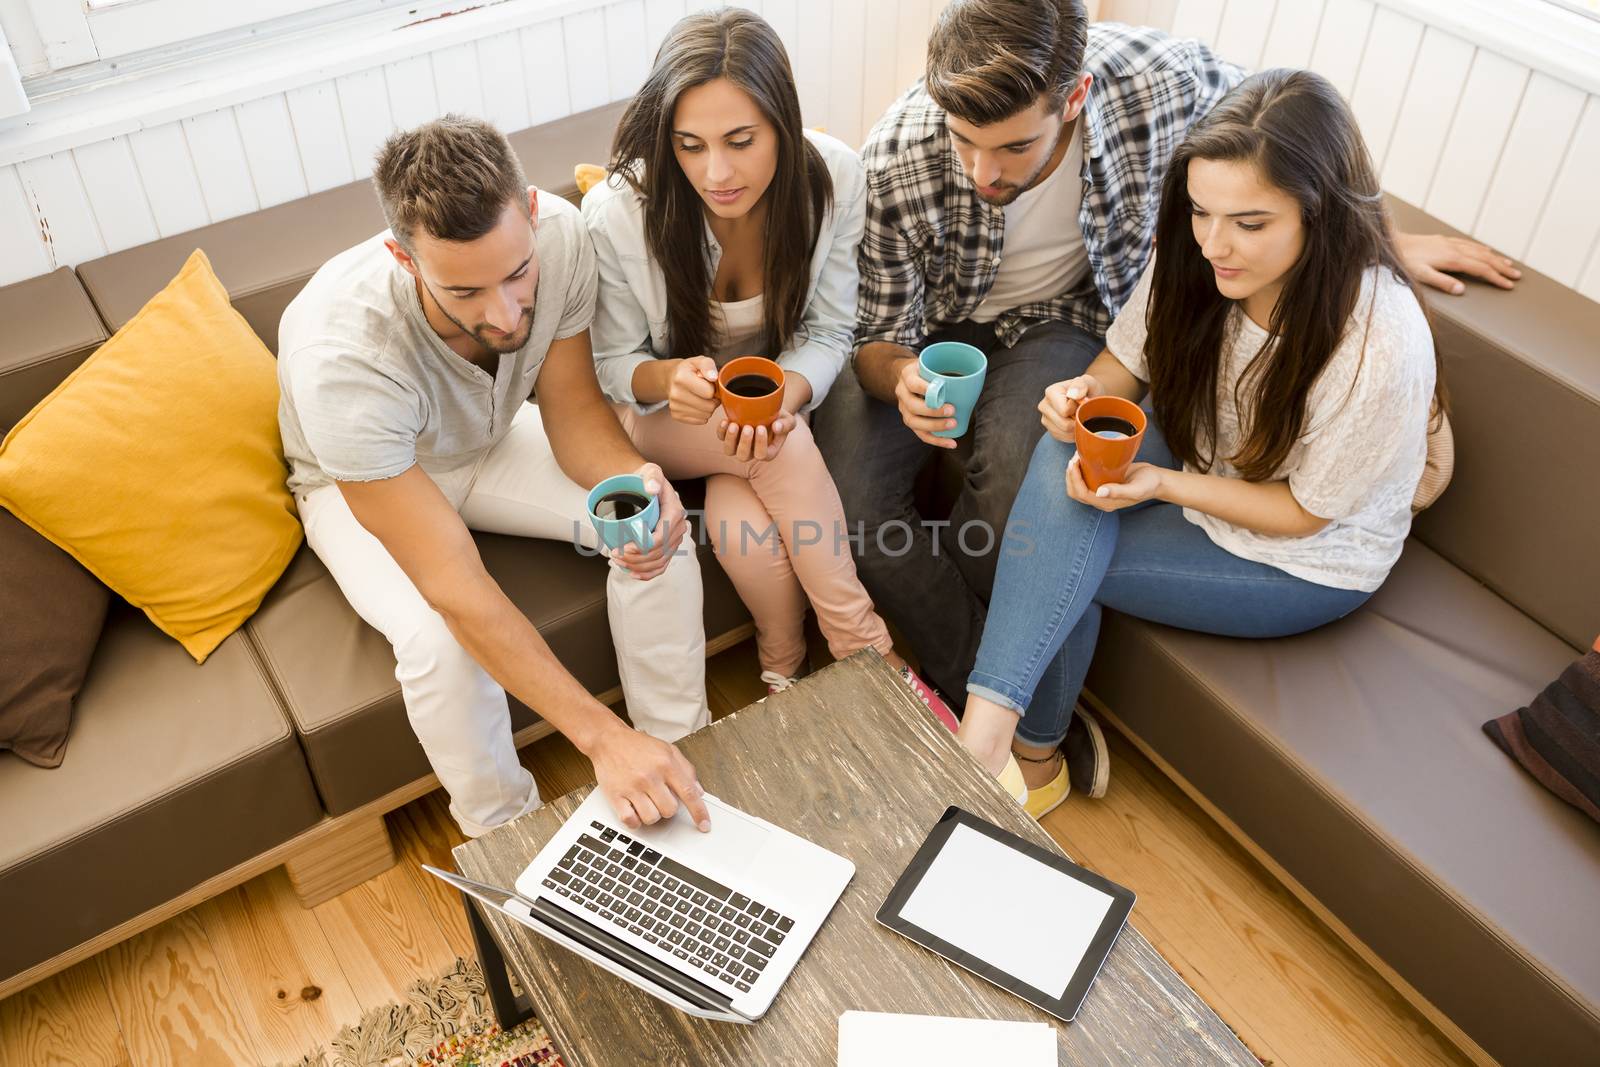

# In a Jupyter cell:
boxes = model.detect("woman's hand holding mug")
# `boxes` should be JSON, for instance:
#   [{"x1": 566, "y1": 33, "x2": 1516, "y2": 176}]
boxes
[
  {"x1": 1066, "y1": 454, "x2": 1164, "y2": 512},
  {"x1": 1039, "y1": 374, "x2": 1103, "y2": 442},
  {"x1": 668, "y1": 356, "x2": 721, "y2": 424},
  {"x1": 716, "y1": 414, "x2": 796, "y2": 462},
  {"x1": 717, "y1": 367, "x2": 806, "y2": 463}
]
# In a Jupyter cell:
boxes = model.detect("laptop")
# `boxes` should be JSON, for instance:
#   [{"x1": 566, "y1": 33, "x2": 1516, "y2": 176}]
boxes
[{"x1": 425, "y1": 787, "x2": 855, "y2": 1023}]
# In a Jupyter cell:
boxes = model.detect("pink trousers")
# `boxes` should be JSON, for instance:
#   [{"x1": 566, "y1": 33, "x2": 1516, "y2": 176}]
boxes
[{"x1": 616, "y1": 405, "x2": 893, "y2": 677}]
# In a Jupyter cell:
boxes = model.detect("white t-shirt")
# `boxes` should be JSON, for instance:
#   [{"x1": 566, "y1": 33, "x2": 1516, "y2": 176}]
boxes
[
  {"x1": 710, "y1": 294, "x2": 766, "y2": 363},
  {"x1": 970, "y1": 130, "x2": 1088, "y2": 324},
  {"x1": 1106, "y1": 263, "x2": 1435, "y2": 592},
  {"x1": 276, "y1": 194, "x2": 596, "y2": 502}
]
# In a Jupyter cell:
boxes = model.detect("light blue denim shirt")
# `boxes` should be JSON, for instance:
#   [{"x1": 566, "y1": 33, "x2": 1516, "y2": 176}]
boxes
[{"x1": 581, "y1": 129, "x2": 866, "y2": 415}]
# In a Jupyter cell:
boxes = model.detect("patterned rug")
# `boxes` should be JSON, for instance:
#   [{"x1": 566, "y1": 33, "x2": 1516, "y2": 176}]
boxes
[{"x1": 275, "y1": 958, "x2": 564, "y2": 1067}]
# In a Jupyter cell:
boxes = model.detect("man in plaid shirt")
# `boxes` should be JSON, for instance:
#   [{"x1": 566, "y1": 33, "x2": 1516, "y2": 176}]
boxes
[{"x1": 815, "y1": 0, "x2": 1518, "y2": 798}]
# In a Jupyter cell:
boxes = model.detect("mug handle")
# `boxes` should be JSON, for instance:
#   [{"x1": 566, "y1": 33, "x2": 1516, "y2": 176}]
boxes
[
  {"x1": 631, "y1": 521, "x2": 655, "y2": 555},
  {"x1": 924, "y1": 376, "x2": 946, "y2": 413}
]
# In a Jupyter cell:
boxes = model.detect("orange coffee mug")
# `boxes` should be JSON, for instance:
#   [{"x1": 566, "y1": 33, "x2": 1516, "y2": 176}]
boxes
[
  {"x1": 716, "y1": 356, "x2": 786, "y2": 427},
  {"x1": 1073, "y1": 395, "x2": 1147, "y2": 491}
]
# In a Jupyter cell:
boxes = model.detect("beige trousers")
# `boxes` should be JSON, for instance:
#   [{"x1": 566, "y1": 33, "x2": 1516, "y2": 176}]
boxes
[{"x1": 617, "y1": 405, "x2": 892, "y2": 677}]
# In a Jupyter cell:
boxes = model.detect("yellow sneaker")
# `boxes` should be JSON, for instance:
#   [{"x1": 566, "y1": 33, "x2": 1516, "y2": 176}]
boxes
[
  {"x1": 996, "y1": 753, "x2": 1029, "y2": 805},
  {"x1": 1022, "y1": 755, "x2": 1070, "y2": 820}
]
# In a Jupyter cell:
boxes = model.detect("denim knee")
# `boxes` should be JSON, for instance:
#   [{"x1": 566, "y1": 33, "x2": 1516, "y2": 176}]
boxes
[
  {"x1": 965, "y1": 418, "x2": 1047, "y2": 520},
  {"x1": 998, "y1": 435, "x2": 1106, "y2": 567},
  {"x1": 1031, "y1": 432, "x2": 1077, "y2": 478},
  {"x1": 1020, "y1": 432, "x2": 1076, "y2": 504}
]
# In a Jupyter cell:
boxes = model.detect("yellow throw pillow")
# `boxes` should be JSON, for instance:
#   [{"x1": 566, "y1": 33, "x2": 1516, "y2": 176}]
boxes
[
  {"x1": 574, "y1": 163, "x2": 607, "y2": 196},
  {"x1": 0, "y1": 249, "x2": 301, "y2": 663}
]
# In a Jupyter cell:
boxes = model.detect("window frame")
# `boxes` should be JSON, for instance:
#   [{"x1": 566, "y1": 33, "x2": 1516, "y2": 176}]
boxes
[
  {"x1": 0, "y1": 19, "x2": 25, "y2": 118},
  {"x1": 1539, "y1": 0, "x2": 1599, "y2": 22},
  {"x1": 14, "y1": 0, "x2": 425, "y2": 73},
  {"x1": 0, "y1": 0, "x2": 600, "y2": 164},
  {"x1": 75, "y1": 0, "x2": 358, "y2": 62}
]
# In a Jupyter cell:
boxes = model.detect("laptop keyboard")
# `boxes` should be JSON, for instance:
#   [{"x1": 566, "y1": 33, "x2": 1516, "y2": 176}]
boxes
[{"x1": 541, "y1": 821, "x2": 796, "y2": 995}]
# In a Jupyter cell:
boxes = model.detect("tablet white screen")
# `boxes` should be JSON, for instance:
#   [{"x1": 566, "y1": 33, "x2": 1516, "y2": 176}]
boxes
[{"x1": 898, "y1": 824, "x2": 1114, "y2": 998}]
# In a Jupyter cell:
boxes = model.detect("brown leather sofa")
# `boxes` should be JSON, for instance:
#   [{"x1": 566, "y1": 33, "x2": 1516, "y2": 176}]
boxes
[
  {"x1": 0, "y1": 267, "x2": 328, "y2": 992},
  {"x1": 1083, "y1": 198, "x2": 1600, "y2": 1065},
  {"x1": 0, "y1": 102, "x2": 752, "y2": 996}
]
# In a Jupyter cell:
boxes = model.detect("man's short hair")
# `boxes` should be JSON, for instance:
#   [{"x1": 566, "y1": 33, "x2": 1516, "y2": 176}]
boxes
[
  {"x1": 925, "y1": 0, "x2": 1089, "y2": 125},
  {"x1": 372, "y1": 114, "x2": 528, "y2": 252}
]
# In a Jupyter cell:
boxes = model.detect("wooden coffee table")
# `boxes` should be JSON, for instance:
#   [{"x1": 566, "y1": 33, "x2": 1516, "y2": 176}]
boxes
[{"x1": 453, "y1": 651, "x2": 1258, "y2": 1066}]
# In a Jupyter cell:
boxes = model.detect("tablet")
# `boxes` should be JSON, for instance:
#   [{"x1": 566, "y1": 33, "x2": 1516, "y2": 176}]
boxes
[{"x1": 876, "y1": 807, "x2": 1135, "y2": 1023}]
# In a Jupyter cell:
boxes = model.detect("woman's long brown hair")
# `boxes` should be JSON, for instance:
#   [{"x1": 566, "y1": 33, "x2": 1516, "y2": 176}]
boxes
[
  {"x1": 1144, "y1": 68, "x2": 1444, "y2": 481},
  {"x1": 608, "y1": 8, "x2": 831, "y2": 361}
]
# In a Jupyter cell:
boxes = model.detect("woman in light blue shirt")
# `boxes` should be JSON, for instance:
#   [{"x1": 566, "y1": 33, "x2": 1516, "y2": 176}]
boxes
[{"x1": 584, "y1": 8, "x2": 950, "y2": 715}]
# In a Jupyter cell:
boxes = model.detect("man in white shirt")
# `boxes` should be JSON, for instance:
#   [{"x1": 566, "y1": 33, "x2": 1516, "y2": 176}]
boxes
[
  {"x1": 816, "y1": 6, "x2": 1179, "y2": 803},
  {"x1": 966, "y1": 130, "x2": 1087, "y2": 327},
  {"x1": 278, "y1": 116, "x2": 712, "y2": 838}
]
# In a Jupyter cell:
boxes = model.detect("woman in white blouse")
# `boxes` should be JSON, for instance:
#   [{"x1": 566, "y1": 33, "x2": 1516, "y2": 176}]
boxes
[
  {"x1": 584, "y1": 8, "x2": 949, "y2": 712},
  {"x1": 955, "y1": 69, "x2": 1446, "y2": 817}
]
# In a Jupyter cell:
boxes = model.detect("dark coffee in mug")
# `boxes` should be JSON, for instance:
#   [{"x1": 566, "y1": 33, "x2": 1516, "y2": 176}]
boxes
[
  {"x1": 926, "y1": 364, "x2": 974, "y2": 378},
  {"x1": 594, "y1": 491, "x2": 649, "y2": 520},
  {"x1": 1083, "y1": 415, "x2": 1137, "y2": 440},
  {"x1": 724, "y1": 373, "x2": 779, "y2": 398}
]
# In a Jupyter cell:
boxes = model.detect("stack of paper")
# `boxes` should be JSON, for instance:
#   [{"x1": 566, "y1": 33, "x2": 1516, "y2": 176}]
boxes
[{"x1": 838, "y1": 1010, "x2": 1055, "y2": 1065}]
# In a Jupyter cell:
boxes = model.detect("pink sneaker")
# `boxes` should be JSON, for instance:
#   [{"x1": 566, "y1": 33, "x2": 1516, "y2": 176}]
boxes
[
  {"x1": 760, "y1": 670, "x2": 803, "y2": 695},
  {"x1": 899, "y1": 666, "x2": 959, "y2": 732}
]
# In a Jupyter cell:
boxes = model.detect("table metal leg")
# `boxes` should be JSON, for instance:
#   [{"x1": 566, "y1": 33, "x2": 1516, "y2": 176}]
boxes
[{"x1": 461, "y1": 889, "x2": 537, "y2": 1030}]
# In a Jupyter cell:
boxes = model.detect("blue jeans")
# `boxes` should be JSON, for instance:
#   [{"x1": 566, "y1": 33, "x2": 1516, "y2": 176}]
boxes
[
  {"x1": 815, "y1": 321, "x2": 1102, "y2": 701},
  {"x1": 968, "y1": 423, "x2": 1372, "y2": 747}
]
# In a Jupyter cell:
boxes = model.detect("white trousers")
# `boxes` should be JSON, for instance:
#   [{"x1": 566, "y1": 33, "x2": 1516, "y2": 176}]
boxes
[{"x1": 298, "y1": 403, "x2": 708, "y2": 837}]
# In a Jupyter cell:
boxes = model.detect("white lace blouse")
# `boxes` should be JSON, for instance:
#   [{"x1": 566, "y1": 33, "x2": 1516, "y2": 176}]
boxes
[{"x1": 1107, "y1": 262, "x2": 1435, "y2": 592}]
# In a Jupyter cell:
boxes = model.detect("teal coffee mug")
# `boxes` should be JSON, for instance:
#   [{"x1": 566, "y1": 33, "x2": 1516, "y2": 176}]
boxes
[
  {"x1": 918, "y1": 341, "x2": 988, "y2": 439},
  {"x1": 586, "y1": 474, "x2": 659, "y2": 553}
]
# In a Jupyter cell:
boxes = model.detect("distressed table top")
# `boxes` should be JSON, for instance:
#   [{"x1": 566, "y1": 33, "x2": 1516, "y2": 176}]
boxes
[{"x1": 454, "y1": 651, "x2": 1257, "y2": 1066}]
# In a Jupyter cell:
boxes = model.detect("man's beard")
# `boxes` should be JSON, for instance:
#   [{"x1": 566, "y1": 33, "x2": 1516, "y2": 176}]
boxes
[
  {"x1": 470, "y1": 309, "x2": 534, "y2": 353},
  {"x1": 972, "y1": 123, "x2": 1067, "y2": 207},
  {"x1": 430, "y1": 287, "x2": 535, "y2": 354},
  {"x1": 976, "y1": 181, "x2": 1026, "y2": 207}
]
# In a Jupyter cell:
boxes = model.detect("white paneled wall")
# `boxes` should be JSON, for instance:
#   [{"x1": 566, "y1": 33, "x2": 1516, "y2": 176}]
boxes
[
  {"x1": 1102, "y1": 0, "x2": 1600, "y2": 301},
  {"x1": 8, "y1": 0, "x2": 1594, "y2": 301},
  {"x1": 0, "y1": 0, "x2": 947, "y2": 286}
]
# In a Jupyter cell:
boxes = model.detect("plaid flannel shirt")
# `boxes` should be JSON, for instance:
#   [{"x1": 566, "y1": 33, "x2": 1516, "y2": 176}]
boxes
[{"x1": 856, "y1": 23, "x2": 1244, "y2": 351}]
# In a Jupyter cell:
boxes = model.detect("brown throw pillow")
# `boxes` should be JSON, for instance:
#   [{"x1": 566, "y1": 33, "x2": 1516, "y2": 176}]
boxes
[
  {"x1": 0, "y1": 507, "x2": 110, "y2": 767},
  {"x1": 1483, "y1": 644, "x2": 1600, "y2": 826}
]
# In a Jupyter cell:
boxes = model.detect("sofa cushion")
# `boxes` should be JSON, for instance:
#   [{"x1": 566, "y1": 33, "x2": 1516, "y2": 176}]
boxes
[
  {"x1": 0, "y1": 609, "x2": 323, "y2": 982},
  {"x1": 0, "y1": 509, "x2": 110, "y2": 767},
  {"x1": 1484, "y1": 649, "x2": 1600, "y2": 825},
  {"x1": 246, "y1": 491, "x2": 751, "y2": 815},
  {"x1": 74, "y1": 101, "x2": 628, "y2": 352},
  {"x1": 0, "y1": 268, "x2": 106, "y2": 435},
  {"x1": 1387, "y1": 196, "x2": 1600, "y2": 652},
  {"x1": 1086, "y1": 540, "x2": 1600, "y2": 1065},
  {"x1": 0, "y1": 250, "x2": 302, "y2": 662}
]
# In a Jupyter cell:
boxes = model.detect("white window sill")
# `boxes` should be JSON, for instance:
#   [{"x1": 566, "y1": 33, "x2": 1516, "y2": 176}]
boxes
[
  {"x1": 1374, "y1": 0, "x2": 1600, "y2": 97},
  {"x1": 0, "y1": 0, "x2": 610, "y2": 166}
]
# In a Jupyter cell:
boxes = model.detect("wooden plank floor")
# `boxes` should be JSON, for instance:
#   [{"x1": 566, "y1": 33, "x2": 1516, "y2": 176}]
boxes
[{"x1": 0, "y1": 637, "x2": 1472, "y2": 1067}]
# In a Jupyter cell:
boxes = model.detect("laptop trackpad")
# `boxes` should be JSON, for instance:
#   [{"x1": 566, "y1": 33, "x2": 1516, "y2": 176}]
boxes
[{"x1": 632, "y1": 801, "x2": 771, "y2": 880}]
